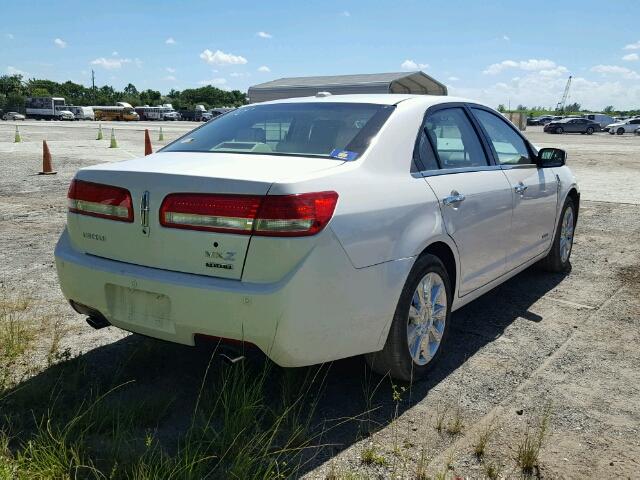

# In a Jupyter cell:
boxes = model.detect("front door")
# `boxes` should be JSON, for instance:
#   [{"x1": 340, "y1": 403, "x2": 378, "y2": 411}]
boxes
[
  {"x1": 470, "y1": 107, "x2": 559, "y2": 270},
  {"x1": 416, "y1": 106, "x2": 513, "y2": 296}
]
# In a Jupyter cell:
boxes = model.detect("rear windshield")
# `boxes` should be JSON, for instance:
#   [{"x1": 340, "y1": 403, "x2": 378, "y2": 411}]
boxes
[{"x1": 162, "y1": 102, "x2": 395, "y2": 160}]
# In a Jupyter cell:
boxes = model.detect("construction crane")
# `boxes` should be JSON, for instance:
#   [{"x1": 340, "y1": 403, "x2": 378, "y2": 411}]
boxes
[{"x1": 556, "y1": 76, "x2": 572, "y2": 112}]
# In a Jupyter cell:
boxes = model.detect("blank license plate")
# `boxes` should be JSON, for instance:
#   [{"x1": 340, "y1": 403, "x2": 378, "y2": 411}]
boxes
[{"x1": 105, "y1": 284, "x2": 172, "y2": 332}]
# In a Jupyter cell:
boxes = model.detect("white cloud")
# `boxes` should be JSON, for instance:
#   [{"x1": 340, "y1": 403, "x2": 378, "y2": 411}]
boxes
[
  {"x1": 483, "y1": 58, "x2": 561, "y2": 75},
  {"x1": 622, "y1": 53, "x2": 639, "y2": 62},
  {"x1": 54, "y1": 38, "x2": 66, "y2": 48},
  {"x1": 90, "y1": 57, "x2": 132, "y2": 69},
  {"x1": 450, "y1": 71, "x2": 640, "y2": 111},
  {"x1": 448, "y1": 76, "x2": 460, "y2": 82},
  {"x1": 503, "y1": 35, "x2": 510, "y2": 41},
  {"x1": 401, "y1": 59, "x2": 428, "y2": 70},
  {"x1": 257, "y1": 65, "x2": 270, "y2": 72},
  {"x1": 623, "y1": 40, "x2": 640, "y2": 50},
  {"x1": 166, "y1": 67, "x2": 176, "y2": 73},
  {"x1": 198, "y1": 77, "x2": 228, "y2": 87},
  {"x1": 7, "y1": 66, "x2": 28, "y2": 76},
  {"x1": 134, "y1": 58, "x2": 143, "y2": 68},
  {"x1": 112, "y1": 51, "x2": 118, "y2": 56},
  {"x1": 591, "y1": 64, "x2": 640, "y2": 79},
  {"x1": 5, "y1": 33, "x2": 14, "y2": 40},
  {"x1": 200, "y1": 49, "x2": 248, "y2": 66},
  {"x1": 164, "y1": 75, "x2": 176, "y2": 81},
  {"x1": 256, "y1": 31, "x2": 272, "y2": 39},
  {"x1": 341, "y1": 10, "x2": 351, "y2": 17},
  {"x1": 166, "y1": 37, "x2": 176, "y2": 45}
]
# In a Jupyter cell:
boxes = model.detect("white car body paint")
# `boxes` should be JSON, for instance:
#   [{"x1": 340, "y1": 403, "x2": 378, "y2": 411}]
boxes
[
  {"x1": 55, "y1": 94, "x2": 579, "y2": 367},
  {"x1": 607, "y1": 118, "x2": 640, "y2": 133}
]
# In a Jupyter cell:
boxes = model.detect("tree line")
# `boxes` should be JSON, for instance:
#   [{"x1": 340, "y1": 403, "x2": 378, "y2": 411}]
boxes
[
  {"x1": 497, "y1": 102, "x2": 640, "y2": 117},
  {"x1": 0, "y1": 75, "x2": 247, "y2": 113}
]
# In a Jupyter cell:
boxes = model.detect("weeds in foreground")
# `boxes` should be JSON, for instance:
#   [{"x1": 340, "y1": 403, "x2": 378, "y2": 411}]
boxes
[
  {"x1": 445, "y1": 405, "x2": 464, "y2": 436},
  {"x1": 361, "y1": 443, "x2": 388, "y2": 466},
  {"x1": 414, "y1": 448, "x2": 430, "y2": 479},
  {"x1": 515, "y1": 404, "x2": 552, "y2": 473},
  {"x1": 483, "y1": 460, "x2": 503, "y2": 480},
  {"x1": 0, "y1": 287, "x2": 333, "y2": 480},
  {"x1": 473, "y1": 421, "x2": 496, "y2": 458}
]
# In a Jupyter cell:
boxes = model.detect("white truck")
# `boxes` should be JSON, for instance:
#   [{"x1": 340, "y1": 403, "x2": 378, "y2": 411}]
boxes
[{"x1": 25, "y1": 97, "x2": 66, "y2": 120}]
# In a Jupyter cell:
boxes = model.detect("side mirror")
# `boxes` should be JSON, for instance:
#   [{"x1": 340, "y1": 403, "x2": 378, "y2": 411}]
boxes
[{"x1": 537, "y1": 148, "x2": 566, "y2": 168}]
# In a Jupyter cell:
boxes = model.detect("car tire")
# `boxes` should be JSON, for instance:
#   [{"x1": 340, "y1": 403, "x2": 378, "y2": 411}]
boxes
[
  {"x1": 365, "y1": 254, "x2": 452, "y2": 382},
  {"x1": 556, "y1": 127, "x2": 564, "y2": 134},
  {"x1": 617, "y1": 127, "x2": 625, "y2": 135},
  {"x1": 586, "y1": 127, "x2": 594, "y2": 135},
  {"x1": 540, "y1": 197, "x2": 576, "y2": 273}
]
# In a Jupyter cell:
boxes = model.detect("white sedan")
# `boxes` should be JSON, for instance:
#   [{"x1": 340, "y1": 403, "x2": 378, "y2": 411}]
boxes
[
  {"x1": 55, "y1": 94, "x2": 579, "y2": 381},
  {"x1": 607, "y1": 118, "x2": 640, "y2": 135}
]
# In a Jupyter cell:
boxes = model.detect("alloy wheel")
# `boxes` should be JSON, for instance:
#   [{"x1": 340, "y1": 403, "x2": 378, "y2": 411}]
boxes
[
  {"x1": 407, "y1": 272, "x2": 447, "y2": 366},
  {"x1": 560, "y1": 206, "x2": 575, "y2": 263}
]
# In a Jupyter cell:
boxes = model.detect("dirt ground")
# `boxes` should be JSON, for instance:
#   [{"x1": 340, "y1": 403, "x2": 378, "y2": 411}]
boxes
[{"x1": 0, "y1": 121, "x2": 639, "y2": 479}]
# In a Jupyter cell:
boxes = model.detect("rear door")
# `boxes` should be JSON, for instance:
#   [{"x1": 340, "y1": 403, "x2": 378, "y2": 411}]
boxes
[
  {"x1": 470, "y1": 107, "x2": 558, "y2": 270},
  {"x1": 416, "y1": 105, "x2": 513, "y2": 296}
]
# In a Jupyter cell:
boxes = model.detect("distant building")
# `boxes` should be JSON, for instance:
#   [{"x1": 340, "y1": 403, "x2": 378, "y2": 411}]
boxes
[{"x1": 248, "y1": 71, "x2": 448, "y2": 103}]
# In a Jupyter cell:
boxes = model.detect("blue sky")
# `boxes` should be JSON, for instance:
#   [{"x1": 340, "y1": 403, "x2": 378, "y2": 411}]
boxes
[{"x1": 2, "y1": 0, "x2": 640, "y2": 109}]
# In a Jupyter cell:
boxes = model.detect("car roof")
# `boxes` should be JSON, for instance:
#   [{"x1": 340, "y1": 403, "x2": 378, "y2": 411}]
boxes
[{"x1": 252, "y1": 93, "x2": 487, "y2": 108}]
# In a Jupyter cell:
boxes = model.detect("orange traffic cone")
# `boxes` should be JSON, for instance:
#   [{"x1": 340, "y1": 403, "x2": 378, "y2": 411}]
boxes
[
  {"x1": 144, "y1": 129, "x2": 153, "y2": 156},
  {"x1": 39, "y1": 140, "x2": 57, "y2": 175}
]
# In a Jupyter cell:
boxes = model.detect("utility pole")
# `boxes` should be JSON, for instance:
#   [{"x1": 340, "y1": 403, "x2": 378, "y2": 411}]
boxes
[{"x1": 91, "y1": 69, "x2": 96, "y2": 104}]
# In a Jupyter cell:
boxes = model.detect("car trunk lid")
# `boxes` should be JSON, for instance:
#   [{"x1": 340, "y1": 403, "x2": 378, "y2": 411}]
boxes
[{"x1": 67, "y1": 152, "x2": 343, "y2": 280}]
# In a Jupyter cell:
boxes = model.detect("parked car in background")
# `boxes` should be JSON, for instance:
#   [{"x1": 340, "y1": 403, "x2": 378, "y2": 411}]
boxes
[
  {"x1": 2, "y1": 111, "x2": 25, "y2": 120},
  {"x1": 57, "y1": 110, "x2": 76, "y2": 121},
  {"x1": 528, "y1": 115, "x2": 553, "y2": 125},
  {"x1": 55, "y1": 94, "x2": 578, "y2": 382},
  {"x1": 209, "y1": 107, "x2": 234, "y2": 120},
  {"x1": 544, "y1": 117, "x2": 600, "y2": 134},
  {"x1": 57, "y1": 105, "x2": 95, "y2": 120},
  {"x1": 607, "y1": 118, "x2": 640, "y2": 135}
]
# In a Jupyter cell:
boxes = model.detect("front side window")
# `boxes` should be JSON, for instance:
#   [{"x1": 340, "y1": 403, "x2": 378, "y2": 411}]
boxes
[
  {"x1": 424, "y1": 108, "x2": 488, "y2": 169},
  {"x1": 472, "y1": 108, "x2": 532, "y2": 165},
  {"x1": 163, "y1": 102, "x2": 395, "y2": 160}
]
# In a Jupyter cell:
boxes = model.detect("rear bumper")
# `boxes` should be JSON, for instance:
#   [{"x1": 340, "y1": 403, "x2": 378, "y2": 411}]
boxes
[{"x1": 54, "y1": 229, "x2": 412, "y2": 367}]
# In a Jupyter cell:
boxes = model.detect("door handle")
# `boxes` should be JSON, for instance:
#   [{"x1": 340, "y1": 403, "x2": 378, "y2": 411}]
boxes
[
  {"x1": 442, "y1": 190, "x2": 466, "y2": 206},
  {"x1": 514, "y1": 182, "x2": 528, "y2": 194}
]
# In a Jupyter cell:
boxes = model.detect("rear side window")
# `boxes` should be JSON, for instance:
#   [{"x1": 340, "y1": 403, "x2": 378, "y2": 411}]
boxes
[
  {"x1": 163, "y1": 102, "x2": 395, "y2": 160},
  {"x1": 472, "y1": 108, "x2": 532, "y2": 165},
  {"x1": 414, "y1": 131, "x2": 439, "y2": 171},
  {"x1": 424, "y1": 108, "x2": 488, "y2": 169}
]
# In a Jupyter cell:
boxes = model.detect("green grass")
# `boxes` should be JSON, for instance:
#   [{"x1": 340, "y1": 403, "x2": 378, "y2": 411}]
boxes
[
  {"x1": 515, "y1": 404, "x2": 551, "y2": 474},
  {"x1": 0, "y1": 290, "x2": 335, "y2": 479},
  {"x1": 360, "y1": 444, "x2": 388, "y2": 467}
]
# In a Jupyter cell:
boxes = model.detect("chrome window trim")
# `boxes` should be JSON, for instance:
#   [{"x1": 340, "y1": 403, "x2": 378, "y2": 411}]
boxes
[
  {"x1": 420, "y1": 165, "x2": 503, "y2": 177},
  {"x1": 499, "y1": 163, "x2": 538, "y2": 170}
]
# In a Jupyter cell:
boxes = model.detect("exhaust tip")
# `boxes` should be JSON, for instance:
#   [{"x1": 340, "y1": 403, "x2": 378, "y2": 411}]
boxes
[
  {"x1": 86, "y1": 315, "x2": 110, "y2": 330},
  {"x1": 70, "y1": 301, "x2": 111, "y2": 330}
]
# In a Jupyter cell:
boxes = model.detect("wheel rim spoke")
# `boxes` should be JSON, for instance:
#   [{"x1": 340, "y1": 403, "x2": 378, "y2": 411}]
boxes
[
  {"x1": 406, "y1": 271, "x2": 447, "y2": 367},
  {"x1": 560, "y1": 207, "x2": 574, "y2": 263}
]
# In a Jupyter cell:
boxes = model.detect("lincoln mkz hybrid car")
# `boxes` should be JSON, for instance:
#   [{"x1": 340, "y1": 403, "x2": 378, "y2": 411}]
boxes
[{"x1": 55, "y1": 94, "x2": 578, "y2": 381}]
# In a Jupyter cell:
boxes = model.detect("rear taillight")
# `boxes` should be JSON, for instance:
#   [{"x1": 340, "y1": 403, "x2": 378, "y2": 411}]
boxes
[
  {"x1": 160, "y1": 191, "x2": 338, "y2": 237},
  {"x1": 67, "y1": 179, "x2": 134, "y2": 222}
]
